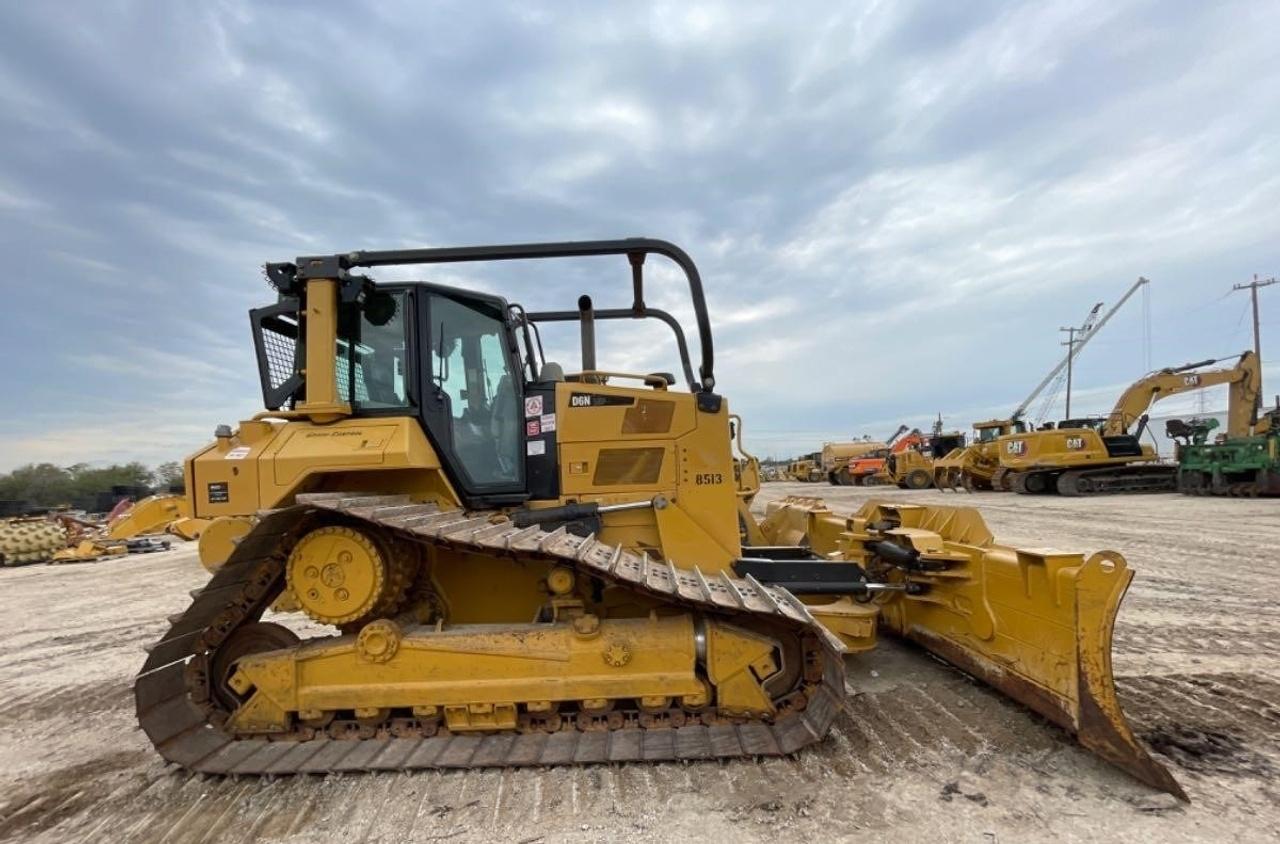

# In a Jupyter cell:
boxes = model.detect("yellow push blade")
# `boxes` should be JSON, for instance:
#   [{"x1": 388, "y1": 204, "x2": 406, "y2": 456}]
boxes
[
  {"x1": 759, "y1": 498, "x2": 1186, "y2": 800},
  {"x1": 894, "y1": 550, "x2": 1186, "y2": 800}
]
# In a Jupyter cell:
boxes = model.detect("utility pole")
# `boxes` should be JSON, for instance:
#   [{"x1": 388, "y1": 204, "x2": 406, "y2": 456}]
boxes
[
  {"x1": 1232, "y1": 275, "x2": 1277, "y2": 410},
  {"x1": 1059, "y1": 325, "x2": 1080, "y2": 418}
]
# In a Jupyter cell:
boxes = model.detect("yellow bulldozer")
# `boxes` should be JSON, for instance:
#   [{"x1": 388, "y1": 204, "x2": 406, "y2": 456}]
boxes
[
  {"x1": 995, "y1": 352, "x2": 1261, "y2": 495},
  {"x1": 134, "y1": 239, "x2": 1180, "y2": 799},
  {"x1": 933, "y1": 419, "x2": 1026, "y2": 490}
]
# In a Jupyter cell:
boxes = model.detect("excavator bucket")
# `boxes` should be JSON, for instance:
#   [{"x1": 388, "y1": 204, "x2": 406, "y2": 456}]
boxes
[{"x1": 756, "y1": 496, "x2": 1185, "y2": 799}]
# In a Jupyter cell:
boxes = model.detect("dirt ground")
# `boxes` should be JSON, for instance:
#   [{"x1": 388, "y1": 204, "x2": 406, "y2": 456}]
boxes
[{"x1": 1, "y1": 484, "x2": 1277, "y2": 843}]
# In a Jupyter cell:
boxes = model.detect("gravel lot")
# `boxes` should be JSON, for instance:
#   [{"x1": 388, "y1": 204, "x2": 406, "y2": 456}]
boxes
[{"x1": 1, "y1": 483, "x2": 1277, "y2": 843}]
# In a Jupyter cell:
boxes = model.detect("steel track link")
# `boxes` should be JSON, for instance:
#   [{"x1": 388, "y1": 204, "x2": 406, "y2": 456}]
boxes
[{"x1": 134, "y1": 493, "x2": 847, "y2": 775}]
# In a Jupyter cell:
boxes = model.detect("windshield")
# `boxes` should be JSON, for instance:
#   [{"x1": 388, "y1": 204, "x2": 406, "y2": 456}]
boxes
[
  {"x1": 336, "y1": 292, "x2": 410, "y2": 409},
  {"x1": 430, "y1": 294, "x2": 521, "y2": 486}
]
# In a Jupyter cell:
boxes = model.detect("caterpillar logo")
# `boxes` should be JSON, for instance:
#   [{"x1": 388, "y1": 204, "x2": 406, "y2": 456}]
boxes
[
  {"x1": 1183, "y1": 374, "x2": 1201, "y2": 386},
  {"x1": 1006, "y1": 440, "x2": 1027, "y2": 455},
  {"x1": 1066, "y1": 436, "x2": 1086, "y2": 450}
]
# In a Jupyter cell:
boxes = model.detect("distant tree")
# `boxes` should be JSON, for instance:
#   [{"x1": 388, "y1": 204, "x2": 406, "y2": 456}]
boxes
[
  {"x1": 0, "y1": 463, "x2": 76, "y2": 507},
  {"x1": 68, "y1": 462, "x2": 154, "y2": 498},
  {"x1": 0, "y1": 461, "x2": 191, "y2": 509},
  {"x1": 153, "y1": 461, "x2": 184, "y2": 491}
]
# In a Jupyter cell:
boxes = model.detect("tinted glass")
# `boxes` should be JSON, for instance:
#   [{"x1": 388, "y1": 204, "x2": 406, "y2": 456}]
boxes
[
  {"x1": 431, "y1": 295, "x2": 520, "y2": 485},
  {"x1": 336, "y1": 291, "x2": 410, "y2": 409}
]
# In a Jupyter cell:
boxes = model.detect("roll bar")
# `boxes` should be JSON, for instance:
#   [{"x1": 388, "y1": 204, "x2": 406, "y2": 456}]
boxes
[{"x1": 286, "y1": 238, "x2": 717, "y2": 393}]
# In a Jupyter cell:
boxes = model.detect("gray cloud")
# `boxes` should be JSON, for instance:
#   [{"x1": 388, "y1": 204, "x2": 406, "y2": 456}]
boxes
[{"x1": 1, "y1": 0, "x2": 1276, "y2": 468}]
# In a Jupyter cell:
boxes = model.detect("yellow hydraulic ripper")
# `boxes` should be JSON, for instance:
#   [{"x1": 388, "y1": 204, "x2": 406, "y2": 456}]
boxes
[{"x1": 135, "y1": 239, "x2": 1181, "y2": 799}]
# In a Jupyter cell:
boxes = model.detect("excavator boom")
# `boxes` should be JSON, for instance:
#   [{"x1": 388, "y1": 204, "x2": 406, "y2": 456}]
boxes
[{"x1": 1105, "y1": 352, "x2": 1260, "y2": 435}]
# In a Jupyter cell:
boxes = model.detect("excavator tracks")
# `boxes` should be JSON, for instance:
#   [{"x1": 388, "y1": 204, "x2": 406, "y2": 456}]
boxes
[
  {"x1": 134, "y1": 493, "x2": 847, "y2": 775},
  {"x1": 1009, "y1": 466, "x2": 1178, "y2": 496}
]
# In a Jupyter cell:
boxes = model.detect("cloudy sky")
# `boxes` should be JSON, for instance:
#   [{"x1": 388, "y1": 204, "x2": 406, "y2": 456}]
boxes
[{"x1": 1, "y1": 0, "x2": 1277, "y2": 469}]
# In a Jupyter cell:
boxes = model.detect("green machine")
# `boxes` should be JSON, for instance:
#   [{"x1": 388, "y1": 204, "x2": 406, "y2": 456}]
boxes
[{"x1": 1171, "y1": 403, "x2": 1280, "y2": 496}]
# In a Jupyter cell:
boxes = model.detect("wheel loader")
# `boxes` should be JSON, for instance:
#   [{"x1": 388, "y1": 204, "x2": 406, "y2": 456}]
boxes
[
  {"x1": 997, "y1": 352, "x2": 1260, "y2": 495},
  {"x1": 784, "y1": 456, "x2": 823, "y2": 482},
  {"x1": 135, "y1": 238, "x2": 1181, "y2": 799}
]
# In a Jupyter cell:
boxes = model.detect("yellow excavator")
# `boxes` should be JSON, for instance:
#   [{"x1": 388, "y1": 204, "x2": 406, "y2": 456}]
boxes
[
  {"x1": 996, "y1": 352, "x2": 1261, "y2": 495},
  {"x1": 935, "y1": 278, "x2": 1148, "y2": 492},
  {"x1": 134, "y1": 239, "x2": 1180, "y2": 799}
]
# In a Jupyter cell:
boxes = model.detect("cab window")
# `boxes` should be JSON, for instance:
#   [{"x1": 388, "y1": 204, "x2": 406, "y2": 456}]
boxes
[
  {"x1": 430, "y1": 294, "x2": 521, "y2": 486},
  {"x1": 335, "y1": 291, "x2": 411, "y2": 409}
]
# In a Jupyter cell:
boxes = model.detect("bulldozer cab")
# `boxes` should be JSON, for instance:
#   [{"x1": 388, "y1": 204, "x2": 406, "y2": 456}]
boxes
[
  {"x1": 236, "y1": 239, "x2": 752, "y2": 570},
  {"x1": 973, "y1": 419, "x2": 1024, "y2": 442},
  {"x1": 253, "y1": 281, "x2": 529, "y2": 504}
]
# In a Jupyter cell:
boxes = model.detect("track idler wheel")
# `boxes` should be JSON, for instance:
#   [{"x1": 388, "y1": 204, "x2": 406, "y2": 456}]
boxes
[{"x1": 209, "y1": 622, "x2": 300, "y2": 713}]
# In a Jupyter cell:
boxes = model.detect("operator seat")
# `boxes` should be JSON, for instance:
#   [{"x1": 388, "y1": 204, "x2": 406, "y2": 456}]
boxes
[{"x1": 539, "y1": 362, "x2": 565, "y2": 382}]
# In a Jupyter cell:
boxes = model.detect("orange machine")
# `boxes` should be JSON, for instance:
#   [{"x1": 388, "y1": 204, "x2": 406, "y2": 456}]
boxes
[{"x1": 839, "y1": 429, "x2": 924, "y2": 485}]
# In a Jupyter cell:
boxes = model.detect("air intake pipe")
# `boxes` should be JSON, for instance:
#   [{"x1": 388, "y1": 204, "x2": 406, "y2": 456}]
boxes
[{"x1": 578, "y1": 295, "x2": 596, "y2": 372}]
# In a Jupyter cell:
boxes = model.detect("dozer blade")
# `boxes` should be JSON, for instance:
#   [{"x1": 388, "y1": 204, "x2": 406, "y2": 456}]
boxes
[{"x1": 757, "y1": 497, "x2": 1186, "y2": 800}]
